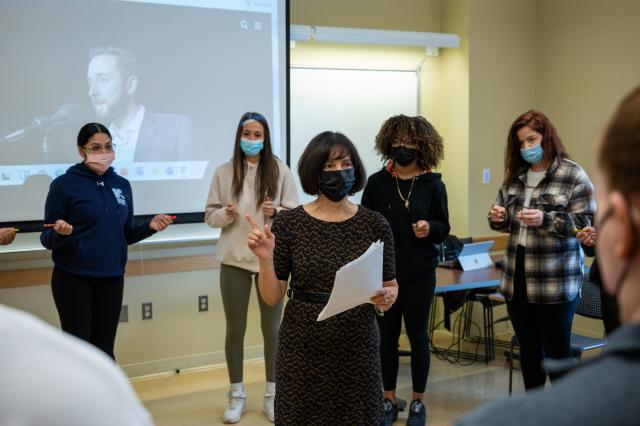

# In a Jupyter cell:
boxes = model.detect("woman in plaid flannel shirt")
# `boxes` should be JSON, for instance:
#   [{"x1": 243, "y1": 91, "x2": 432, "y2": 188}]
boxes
[{"x1": 488, "y1": 110, "x2": 596, "y2": 390}]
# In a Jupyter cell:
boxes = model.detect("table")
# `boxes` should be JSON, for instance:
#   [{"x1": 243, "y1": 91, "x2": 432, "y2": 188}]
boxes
[
  {"x1": 429, "y1": 260, "x2": 503, "y2": 363},
  {"x1": 427, "y1": 262, "x2": 591, "y2": 364},
  {"x1": 435, "y1": 261, "x2": 501, "y2": 294}
]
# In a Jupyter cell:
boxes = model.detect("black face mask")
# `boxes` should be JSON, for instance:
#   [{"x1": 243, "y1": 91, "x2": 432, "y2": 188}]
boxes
[
  {"x1": 391, "y1": 146, "x2": 418, "y2": 167},
  {"x1": 598, "y1": 204, "x2": 638, "y2": 299},
  {"x1": 319, "y1": 168, "x2": 356, "y2": 202}
]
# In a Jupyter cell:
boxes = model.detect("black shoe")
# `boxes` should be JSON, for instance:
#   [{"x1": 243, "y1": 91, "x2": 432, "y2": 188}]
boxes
[
  {"x1": 406, "y1": 400, "x2": 426, "y2": 426},
  {"x1": 383, "y1": 398, "x2": 398, "y2": 425},
  {"x1": 396, "y1": 397, "x2": 407, "y2": 412}
]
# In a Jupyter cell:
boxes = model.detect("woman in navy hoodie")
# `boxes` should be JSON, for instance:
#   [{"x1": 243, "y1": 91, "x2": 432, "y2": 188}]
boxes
[{"x1": 41, "y1": 123, "x2": 173, "y2": 359}]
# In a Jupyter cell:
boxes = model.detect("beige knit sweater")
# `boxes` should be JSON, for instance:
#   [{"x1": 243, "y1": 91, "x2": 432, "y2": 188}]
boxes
[{"x1": 204, "y1": 158, "x2": 299, "y2": 273}]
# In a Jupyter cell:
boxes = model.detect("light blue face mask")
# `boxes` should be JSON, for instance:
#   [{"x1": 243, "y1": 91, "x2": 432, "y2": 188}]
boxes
[
  {"x1": 520, "y1": 144, "x2": 544, "y2": 164},
  {"x1": 240, "y1": 139, "x2": 264, "y2": 157}
]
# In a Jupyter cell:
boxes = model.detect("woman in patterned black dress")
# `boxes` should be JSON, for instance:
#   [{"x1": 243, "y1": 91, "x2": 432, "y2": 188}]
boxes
[{"x1": 247, "y1": 131, "x2": 399, "y2": 425}]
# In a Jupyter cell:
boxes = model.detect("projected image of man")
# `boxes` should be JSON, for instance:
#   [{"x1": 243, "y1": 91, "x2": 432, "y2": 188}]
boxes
[{"x1": 87, "y1": 46, "x2": 202, "y2": 163}]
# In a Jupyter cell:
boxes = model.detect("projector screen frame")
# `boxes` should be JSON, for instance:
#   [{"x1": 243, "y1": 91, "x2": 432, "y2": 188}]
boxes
[{"x1": 0, "y1": 0, "x2": 292, "y2": 233}]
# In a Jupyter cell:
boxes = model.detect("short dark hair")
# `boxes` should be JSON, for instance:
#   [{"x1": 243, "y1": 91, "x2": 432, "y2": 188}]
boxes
[
  {"x1": 297, "y1": 131, "x2": 366, "y2": 196},
  {"x1": 77, "y1": 122, "x2": 111, "y2": 147},
  {"x1": 89, "y1": 46, "x2": 136, "y2": 78}
]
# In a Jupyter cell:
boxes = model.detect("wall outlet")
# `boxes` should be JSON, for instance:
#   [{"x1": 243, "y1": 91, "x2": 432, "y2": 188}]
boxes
[
  {"x1": 142, "y1": 302, "x2": 153, "y2": 320},
  {"x1": 482, "y1": 168, "x2": 491, "y2": 184},
  {"x1": 198, "y1": 295, "x2": 209, "y2": 312},
  {"x1": 119, "y1": 305, "x2": 128, "y2": 323}
]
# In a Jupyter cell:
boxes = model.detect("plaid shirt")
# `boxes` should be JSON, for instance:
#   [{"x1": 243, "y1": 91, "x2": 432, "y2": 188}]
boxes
[{"x1": 489, "y1": 159, "x2": 596, "y2": 303}]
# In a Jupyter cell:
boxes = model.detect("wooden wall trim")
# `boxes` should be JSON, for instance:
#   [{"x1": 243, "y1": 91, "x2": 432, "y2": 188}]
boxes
[
  {"x1": 472, "y1": 235, "x2": 508, "y2": 252},
  {"x1": 0, "y1": 255, "x2": 221, "y2": 290}
]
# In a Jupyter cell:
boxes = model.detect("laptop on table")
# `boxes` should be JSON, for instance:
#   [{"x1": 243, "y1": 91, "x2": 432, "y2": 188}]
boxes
[{"x1": 438, "y1": 240, "x2": 495, "y2": 271}]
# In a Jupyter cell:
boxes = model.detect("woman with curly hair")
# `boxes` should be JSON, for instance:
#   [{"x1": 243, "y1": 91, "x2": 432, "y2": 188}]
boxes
[{"x1": 362, "y1": 115, "x2": 450, "y2": 426}]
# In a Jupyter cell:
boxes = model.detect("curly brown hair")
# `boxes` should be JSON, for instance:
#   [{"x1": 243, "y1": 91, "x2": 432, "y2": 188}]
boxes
[{"x1": 375, "y1": 115, "x2": 444, "y2": 170}]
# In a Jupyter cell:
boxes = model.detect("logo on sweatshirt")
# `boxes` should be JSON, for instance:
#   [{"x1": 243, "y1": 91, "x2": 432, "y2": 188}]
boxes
[{"x1": 112, "y1": 188, "x2": 127, "y2": 206}]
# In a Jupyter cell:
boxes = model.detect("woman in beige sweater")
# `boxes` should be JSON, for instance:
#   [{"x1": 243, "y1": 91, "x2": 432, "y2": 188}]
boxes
[{"x1": 205, "y1": 112, "x2": 298, "y2": 424}]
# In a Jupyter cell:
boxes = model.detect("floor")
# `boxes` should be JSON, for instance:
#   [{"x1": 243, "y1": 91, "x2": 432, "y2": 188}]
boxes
[{"x1": 131, "y1": 331, "x2": 524, "y2": 426}]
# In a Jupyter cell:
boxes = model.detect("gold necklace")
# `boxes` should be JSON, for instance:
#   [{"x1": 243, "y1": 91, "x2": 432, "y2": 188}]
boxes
[{"x1": 395, "y1": 174, "x2": 416, "y2": 209}]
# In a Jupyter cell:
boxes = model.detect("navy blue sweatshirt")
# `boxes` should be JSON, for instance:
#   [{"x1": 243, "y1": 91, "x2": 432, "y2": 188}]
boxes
[
  {"x1": 40, "y1": 163, "x2": 155, "y2": 277},
  {"x1": 361, "y1": 169, "x2": 450, "y2": 280}
]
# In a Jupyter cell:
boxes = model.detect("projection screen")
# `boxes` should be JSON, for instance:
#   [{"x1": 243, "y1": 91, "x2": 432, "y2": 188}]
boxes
[{"x1": 0, "y1": 0, "x2": 289, "y2": 226}]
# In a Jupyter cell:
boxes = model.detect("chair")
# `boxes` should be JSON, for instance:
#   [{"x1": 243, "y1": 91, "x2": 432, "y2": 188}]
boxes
[
  {"x1": 569, "y1": 275, "x2": 609, "y2": 357},
  {"x1": 462, "y1": 292, "x2": 510, "y2": 363},
  {"x1": 508, "y1": 272, "x2": 608, "y2": 394}
]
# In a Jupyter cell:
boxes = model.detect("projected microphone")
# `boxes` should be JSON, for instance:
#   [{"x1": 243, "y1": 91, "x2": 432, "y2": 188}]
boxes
[{"x1": 2, "y1": 103, "x2": 81, "y2": 143}]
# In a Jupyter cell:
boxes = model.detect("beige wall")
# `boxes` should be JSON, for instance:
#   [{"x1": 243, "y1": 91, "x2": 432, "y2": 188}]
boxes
[
  {"x1": 437, "y1": 0, "x2": 470, "y2": 236},
  {"x1": 467, "y1": 0, "x2": 536, "y2": 236},
  {"x1": 535, "y1": 0, "x2": 640, "y2": 181},
  {"x1": 290, "y1": 0, "x2": 441, "y2": 32}
]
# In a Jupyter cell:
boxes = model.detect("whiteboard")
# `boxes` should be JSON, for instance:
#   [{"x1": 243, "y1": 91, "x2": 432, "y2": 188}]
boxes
[{"x1": 290, "y1": 67, "x2": 419, "y2": 204}]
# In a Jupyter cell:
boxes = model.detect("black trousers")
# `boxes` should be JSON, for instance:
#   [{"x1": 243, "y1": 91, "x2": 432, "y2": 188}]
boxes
[
  {"x1": 507, "y1": 245, "x2": 578, "y2": 390},
  {"x1": 379, "y1": 270, "x2": 436, "y2": 394},
  {"x1": 51, "y1": 267, "x2": 124, "y2": 360}
]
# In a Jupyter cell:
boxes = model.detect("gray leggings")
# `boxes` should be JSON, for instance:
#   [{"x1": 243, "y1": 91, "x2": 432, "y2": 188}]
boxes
[{"x1": 220, "y1": 264, "x2": 283, "y2": 383}]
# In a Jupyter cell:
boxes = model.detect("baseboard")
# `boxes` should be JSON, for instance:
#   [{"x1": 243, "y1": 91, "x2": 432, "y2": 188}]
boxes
[
  {"x1": 571, "y1": 326, "x2": 603, "y2": 339},
  {"x1": 121, "y1": 344, "x2": 265, "y2": 378}
]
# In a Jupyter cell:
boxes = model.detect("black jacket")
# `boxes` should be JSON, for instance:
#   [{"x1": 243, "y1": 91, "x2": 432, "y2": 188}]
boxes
[{"x1": 361, "y1": 169, "x2": 450, "y2": 280}]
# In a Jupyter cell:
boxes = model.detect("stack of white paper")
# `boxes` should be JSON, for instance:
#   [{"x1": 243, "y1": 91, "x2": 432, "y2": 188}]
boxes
[{"x1": 317, "y1": 240, "x2": 384, "y2": 321}]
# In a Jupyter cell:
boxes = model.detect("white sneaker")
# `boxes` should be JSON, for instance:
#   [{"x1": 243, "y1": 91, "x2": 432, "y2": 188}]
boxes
[
  {"x1": 263, "y1": 382, "x2": 275, "y2": 422},
  {"x1": 223, "y1": 390, "x2": 246, "y2": 424}
]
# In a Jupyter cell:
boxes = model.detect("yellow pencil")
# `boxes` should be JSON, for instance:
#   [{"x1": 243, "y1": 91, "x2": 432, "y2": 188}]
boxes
[
  {"x1": 12, "y1": 228, "x2": 20, "y2": 232},
  {"x1": 572, "y1": 228, "x2": 585, "y2": 235}
]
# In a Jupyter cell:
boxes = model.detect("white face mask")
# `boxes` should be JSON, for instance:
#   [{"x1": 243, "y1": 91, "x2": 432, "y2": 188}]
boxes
[{"x1": 85, "y1": 151, "x2": 115, "y2": 174}]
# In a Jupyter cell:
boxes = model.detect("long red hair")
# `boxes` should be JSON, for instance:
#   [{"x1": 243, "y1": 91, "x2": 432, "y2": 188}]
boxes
[{"x1": 503, "y1": 110, "x2": 569, "y2": 184}]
